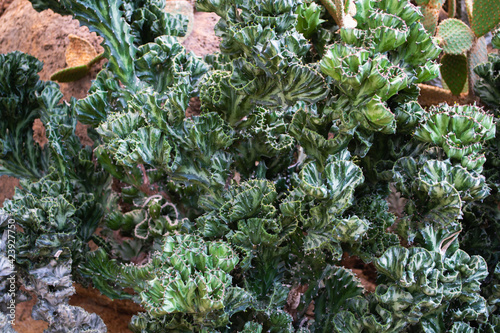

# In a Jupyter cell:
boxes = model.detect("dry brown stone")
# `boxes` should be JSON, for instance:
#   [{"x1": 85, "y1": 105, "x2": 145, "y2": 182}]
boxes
[{"x1": 0, "y1": 0, "x2": 104, "y2": 101}]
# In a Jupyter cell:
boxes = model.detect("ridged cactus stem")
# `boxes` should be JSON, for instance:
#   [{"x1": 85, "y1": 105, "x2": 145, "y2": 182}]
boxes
[
  {"x1": 319, "y1": 0, "x2": 342, "y2": 27},
  {"x1": 467, "y1": 44, "x2": 475, "y2": 98},
  {"x1": 448, "y1": 0, "x2": 456, "y2": 18}
]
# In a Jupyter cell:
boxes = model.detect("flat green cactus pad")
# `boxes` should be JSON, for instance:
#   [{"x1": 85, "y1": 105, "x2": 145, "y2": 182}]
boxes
[
  {"x1": 50, "y1": 64, "x2": 90, "y2": 83},
  {"x1": 436, "y1": 18, "x2": 475, "y2": 55},
  {"x1": 51, "y1": 53, "x2": 104, "y2": 83},
  {"x1": 421, "y1": 5, "x2": 441, "y2": 34},
  {"x1": 471, "y1": 0, "x2": 500, "y2": 37},
  {"x1": 441, "y1": 53, "x2": 468, "y2": 95}
]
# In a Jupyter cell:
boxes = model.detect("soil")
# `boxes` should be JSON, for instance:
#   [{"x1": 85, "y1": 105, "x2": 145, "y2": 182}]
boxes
[
  {"x1": 341, "y1": 253, "x2": 377, "y2": 293},
  {"x1": 182, "y1": 10, "x2": 221, "y2": 57}
]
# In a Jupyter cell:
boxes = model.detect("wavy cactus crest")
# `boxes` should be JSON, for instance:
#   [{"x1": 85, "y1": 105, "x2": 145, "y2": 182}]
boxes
[
  {"x1": 310, "y1": 0, "x2": 440, "y2": 156},
  {"x1": 296, "y1": 2, "x2": 326, "y2": 38},
  {"x1": 415, "y1": 104, "x2": 495, "y2": 172},
  {"x1": 122, "y1": 235, "x2": 239, "y2": 321},
  {"x1": 334, "y1": 245, "x2": 489, "y2": 332},
  {"x1": 474, "y1": 52, "x2": 500, "y2": 111}
]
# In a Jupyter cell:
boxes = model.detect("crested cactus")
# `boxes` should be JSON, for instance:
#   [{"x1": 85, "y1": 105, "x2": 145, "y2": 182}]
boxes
[
  {"x1": 0, "y1": 52, "x2": 51, "y2": 179},
  {"x1": 112, "y1": 235, "x2": 249, "y2": 331},
  {"x1": 392, "y1": 104, "x2": 495, "y2": 246},
  {"x1": 492, "y1": 28, "x2": 500, "y2": 49},
  {"x1": 0, "y1": 49, "x2": 112, "y2": 331},
  {"x1": 294, "y1": 0, "x2": 441, "y2": 158},
  {"x1": 334, "y1": 244, "x2": 489, "y2": 332},
  {"x1": 474, "y1": 52, "x2": 500, "y2": 111},
  {"x1": 296, "y1": 2, "x2": 326, "y2": 38},
  {"x1": 414, "y1": 104, "x2": 495, "y2": 172}
]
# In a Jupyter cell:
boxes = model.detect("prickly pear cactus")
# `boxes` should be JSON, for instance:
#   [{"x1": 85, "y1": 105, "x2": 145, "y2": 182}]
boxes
[
  {"x1": 470, "y1": 0, "x2": 500, "y2": 37},
  {"x1": 417, "y1": 0, "x2": 500, "y2": 96},
  {"x1": 440, "y1": 53, "x2": 468, "y2": 95},
  {"x1": 436, "y1": 18, "x2": 475, "y2": 54},
  {"x1": 419, "y1": 0, "x2": 446, "y2": 34}
]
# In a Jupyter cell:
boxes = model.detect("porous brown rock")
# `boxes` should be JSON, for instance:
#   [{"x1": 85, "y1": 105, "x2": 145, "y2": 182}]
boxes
[
  {"x1": 0, "y1": 0, "x2": 104, "y2": 101},
  {"x1": 0, "y1": 0, "x2": 14, "y2": 17}
]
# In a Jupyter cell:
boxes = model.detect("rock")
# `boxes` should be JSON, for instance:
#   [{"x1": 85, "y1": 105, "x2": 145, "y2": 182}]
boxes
[
  {"x1": 0, "y1": 175, "x2": 19, "y2": 207},
  {"x1": 0, "y1": 0, "x2": 14, "y2": 17},
  {"x1": 0, "y1": 0, "x2": 104, "y2": 101}
]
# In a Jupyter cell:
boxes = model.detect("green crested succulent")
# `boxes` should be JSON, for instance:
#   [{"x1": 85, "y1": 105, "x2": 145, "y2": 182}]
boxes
[
  {"x1": 300, "y1": 264, "x2": 364, "y2": 332},
  {"x1": 465, "y1": 38, "x2": 500, "y2": 333},
  {"x1": 197, "y1": 0, "x2": 329, "y2": 125},
  {"x1": 1, "y1": 173, "x2": 111, "y2": 329},
  {"x1": 123, "y1": 235, "x2": 240, "y2": 318},
  {"x1": 414, "y1": 104, "x2": 495, "y2": 172},
  {"x1": 0, "y1": 52, "x2": 51, "y2": 179},
  {"x1": 282, "y1": 150, "x2": 367, "y2": 253},
  {"x1": 391, "y1": 104, "x2": 495, "y2": 247},
  {"x1": 87, "y1": 234, "x2": 251, "y2": 332},
  {"x1": 296, "y1": 2, "x2": 326, "y2": 38},
  {"x1": 345, "y1": 193, "x2": 400, "y2": 263},
  {"x1": 293, "y1": 0, "x2": 441, "y2": 159},
  {"x1": 474, "y1": 52, "x2": 500, "y2": 112},
  {"x1": 334, "y1": 243, "x2": 489, "y2": 332},
  {"x1": 0, "y1": 49, "x2": 113, "y2": 331},
  {"x1": 493, "y1": 29, "x2": 500, "y2": 49}
]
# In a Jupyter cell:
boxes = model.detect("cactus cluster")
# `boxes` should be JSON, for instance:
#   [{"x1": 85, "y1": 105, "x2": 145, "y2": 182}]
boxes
[
  {"x1": 2, "y1": 0, "x2": 500, "y2": 332},
  {"x1": 122, "y1": 235, "x2": 241, "y2": 329},
  {"x1": 414, "y1": 104, "x2": 495, "y2": 172},
  {"x1": 418, "y1": 0, "x2": 500, "y2": 95}
]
